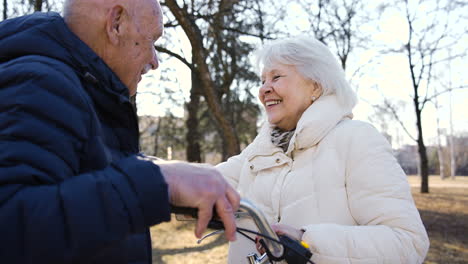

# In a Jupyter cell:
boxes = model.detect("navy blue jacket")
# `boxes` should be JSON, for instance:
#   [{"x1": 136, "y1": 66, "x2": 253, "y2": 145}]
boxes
[{"x1": 0, "y1": 12, "x2": 171, "y2": 264}]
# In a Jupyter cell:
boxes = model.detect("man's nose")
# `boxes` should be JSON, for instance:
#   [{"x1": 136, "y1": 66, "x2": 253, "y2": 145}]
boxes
[{"x1": 150, "y1": 48, "x2": 159, "y2": 70}]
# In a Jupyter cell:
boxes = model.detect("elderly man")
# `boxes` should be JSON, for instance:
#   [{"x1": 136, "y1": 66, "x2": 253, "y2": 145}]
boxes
[{"x1": 0, "y1": 0, "x2": 238, "y2": 263}]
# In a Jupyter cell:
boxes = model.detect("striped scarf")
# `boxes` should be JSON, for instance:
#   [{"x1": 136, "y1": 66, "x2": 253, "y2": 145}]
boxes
[{"x1": 270, "y1": 127, "x2": 295, "y2": 152}]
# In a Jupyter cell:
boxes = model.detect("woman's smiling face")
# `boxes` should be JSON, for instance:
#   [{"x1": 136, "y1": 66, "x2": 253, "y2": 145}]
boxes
[{"x1": 259, "y1": 63, "x2": 320, "y2": 130}]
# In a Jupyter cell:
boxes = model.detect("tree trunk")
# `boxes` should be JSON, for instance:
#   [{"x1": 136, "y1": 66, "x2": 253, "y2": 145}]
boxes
[
  {"x1": 34, "y1": 0, "x2": 43, "y2": 12},
  {"x1": 415, "y1": 103, "x2": 429, "y2": 193},
  {"x1": 418, "y1": 139, "x2": 429, "y2": 193},
  {"x1": 449, "y1": 91, "x2": 456, "y2": 180},
  {"x1": 165, "y1": 0, "x2": 240, "y2": 159},
  {"x1": 435, "y1": 97, "x2": 446, "y2": 179},
  {"x1": 437, "y1": 138, "x2": 446, "y2": 179},
  {"x1": 153, "y1": 117, "x2": 162, "y2": 156},
  {"x1": 3, "y1": 0, "x2": 7, "y2": 20},
  {"x1": 186, "y1": 70, "x2": 202, "y2": 163}
]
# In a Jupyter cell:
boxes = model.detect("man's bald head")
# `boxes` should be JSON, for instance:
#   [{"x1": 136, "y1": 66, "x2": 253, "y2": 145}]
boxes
[
  {"x1": 63, "y1": 0, "x2": 163, "y2": 96},
  {"x1": 63, "y1": 0, "x2": 162, "y2": 45},
  {"x1": 63, "y1": 0, "x2": 162, "y2": 28}
]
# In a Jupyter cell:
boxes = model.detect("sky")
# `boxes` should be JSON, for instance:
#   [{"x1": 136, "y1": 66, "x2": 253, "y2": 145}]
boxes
[
  {"x1": 1, "y1": 1, "x2": 464, "y2": 152},
  {"x1": 2, "y1": 0, "x2": 460, "y2": 149},
  {"x1": 136, "y1": 1, "x2": 468, "y2": 149}
]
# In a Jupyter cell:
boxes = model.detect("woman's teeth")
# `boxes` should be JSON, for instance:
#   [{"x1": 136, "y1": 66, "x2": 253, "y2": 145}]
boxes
[{"x1": 266, "y1": 100, "x2": 281, "y2": 106}]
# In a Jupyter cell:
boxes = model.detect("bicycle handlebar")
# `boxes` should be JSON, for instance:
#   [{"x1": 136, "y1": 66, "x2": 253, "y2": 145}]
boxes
[
  {"x1": 171, "y1": 198, "x2": 313, "y2": 263},
  {"x1": 238, "y1": 199, "x2": 284, "y2": 259}
]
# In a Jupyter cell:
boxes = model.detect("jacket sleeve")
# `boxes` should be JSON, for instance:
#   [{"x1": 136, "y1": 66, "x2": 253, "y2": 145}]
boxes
[
  {"x1": 301, "y1": 122, "x2": 429, "y2": 264},
  {"x1": 0, "y1": 59, "x2": 170, "y2": 263}
]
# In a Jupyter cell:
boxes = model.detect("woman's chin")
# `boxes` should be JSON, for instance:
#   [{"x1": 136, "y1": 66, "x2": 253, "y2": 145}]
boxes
[{"x1": 267, "y1": 117, "x2": 278, "y2": 126}]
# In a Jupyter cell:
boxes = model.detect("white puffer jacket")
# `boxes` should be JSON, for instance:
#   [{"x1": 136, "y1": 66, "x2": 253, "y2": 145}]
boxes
[{"x1": 216, "y1": 96, "x2": 429, "y2": 264}]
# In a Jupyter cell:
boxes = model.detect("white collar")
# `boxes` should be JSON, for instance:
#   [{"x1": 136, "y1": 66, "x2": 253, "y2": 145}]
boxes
[{"x1": 247, "y1": 95, "x2": 353, "y2": 159}]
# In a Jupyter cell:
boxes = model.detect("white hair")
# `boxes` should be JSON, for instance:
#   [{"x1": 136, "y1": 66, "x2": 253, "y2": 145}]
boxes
[{"x1": 255, "y1": 35, "x2": 357, "y2": 110}]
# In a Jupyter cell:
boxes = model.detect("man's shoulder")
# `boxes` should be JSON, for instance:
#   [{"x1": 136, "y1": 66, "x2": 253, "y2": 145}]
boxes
[
  {"x1": 3, "y1": 54, "x2": 76, "y2": 78},
  {"x1": 2, "y1": 54, "x2": 83, "y2": 93},
  {"x1": 0, "y1": 54, "x2": 92, "y2": 115}
]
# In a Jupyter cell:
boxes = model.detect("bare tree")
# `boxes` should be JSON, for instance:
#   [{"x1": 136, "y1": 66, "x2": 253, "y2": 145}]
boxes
[
  {"x1": 405, "y1": 0, "x2": 467, "y2": 192},
  {"x1": 377, "y1": 0, "x2": 468, "y2": 193},
  {"x1": 163, "y1": 0, "x2": 238, "y2": 159},
  {"x1": 158, "y1": 0, "x2": 269, "y2": 161},
  {"x1": 296, "y1": 0, "x2": 372, "y2": 71}
]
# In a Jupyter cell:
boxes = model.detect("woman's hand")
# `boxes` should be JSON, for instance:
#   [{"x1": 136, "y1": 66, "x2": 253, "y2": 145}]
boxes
[
  {"x1": 255, "y1": 223, "x2": 304, "y2": 254},
  {"x1": 271, "y1": 223, "x2": 304, "y2": 241}
]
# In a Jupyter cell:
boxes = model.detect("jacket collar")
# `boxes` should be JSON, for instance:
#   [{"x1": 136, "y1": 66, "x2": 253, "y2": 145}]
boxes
[
  {"x1": 247, "y1": 95, "x2": 353, "y2": 159},
  {"x1": 289, "y1": 95, "x2": 353, "y2": 152}
]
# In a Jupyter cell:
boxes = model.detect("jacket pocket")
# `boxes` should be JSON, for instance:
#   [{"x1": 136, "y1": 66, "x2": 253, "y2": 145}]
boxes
[{"x1": 248, "y1": 153, "x2": 290, "y2": 173}]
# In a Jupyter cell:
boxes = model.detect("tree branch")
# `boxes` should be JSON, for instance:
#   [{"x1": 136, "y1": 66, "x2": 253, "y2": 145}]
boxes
[
  {"x1": 220, "y1": 26, "x2": 273, "y2": 39},
  {"x1": 381, "y1": 99, "x2": 417, "y2": 142},
  {"x1": 423, "y1": 86, "x2": 468, "y2": 103},
  {"x1": 155, "y1": 45, "x2": 193, "y2": 70}
]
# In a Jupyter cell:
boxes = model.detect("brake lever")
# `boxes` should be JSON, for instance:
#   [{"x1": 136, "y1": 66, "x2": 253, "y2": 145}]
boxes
[
  {"x1": 171, "y1": 206, "x2": 249, "y2": 219},
  {"x1": 197, "y1": 229, "x2": 225, "y2": 244}
]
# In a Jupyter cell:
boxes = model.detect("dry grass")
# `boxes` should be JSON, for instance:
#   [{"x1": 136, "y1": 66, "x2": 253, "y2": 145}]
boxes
[
  {"x1": 408, "y1": 176, "x2": 468, "y2": 264},
  {"x1": 151, "y1": 176, "x2": 468, "y2": 264},
  {"x1": 151, "y1": 221, "x2": 228, "y2": 263}
]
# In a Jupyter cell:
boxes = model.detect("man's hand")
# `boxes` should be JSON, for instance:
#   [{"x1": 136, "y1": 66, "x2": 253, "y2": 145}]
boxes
[{"x1": 156, "y1": 160, "x2": 240, "y2": 241}]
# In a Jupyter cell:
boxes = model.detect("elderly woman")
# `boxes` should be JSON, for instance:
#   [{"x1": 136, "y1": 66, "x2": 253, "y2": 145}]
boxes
[{"x1": 216, "y1": 36, "x2": 429, "y2": 263}]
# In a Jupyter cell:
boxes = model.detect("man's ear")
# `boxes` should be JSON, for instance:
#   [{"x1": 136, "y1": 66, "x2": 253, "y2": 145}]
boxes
[{"x1": 106, "y1": 5, "x2": 125, "y2": 45}]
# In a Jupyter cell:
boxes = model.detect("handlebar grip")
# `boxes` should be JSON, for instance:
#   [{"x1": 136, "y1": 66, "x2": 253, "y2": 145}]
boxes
[
  {"x1": 207, "y1": 219, "x2": 225, "y2": 230},
  {"x1": 171, "y1": 206, "x2": 199, "y2": 218},
  {"x1": 171, "y1": 206, "x2": 225, "y2": 230}
]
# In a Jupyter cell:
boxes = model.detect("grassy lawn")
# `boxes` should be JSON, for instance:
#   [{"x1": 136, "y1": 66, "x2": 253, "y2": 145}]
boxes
[
  {"x1": 408, "y1": 176, "x2": 468, "y2": 264},
  {"x1": 151, "y1": 176, "x2": 468, "y2": 263}
]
